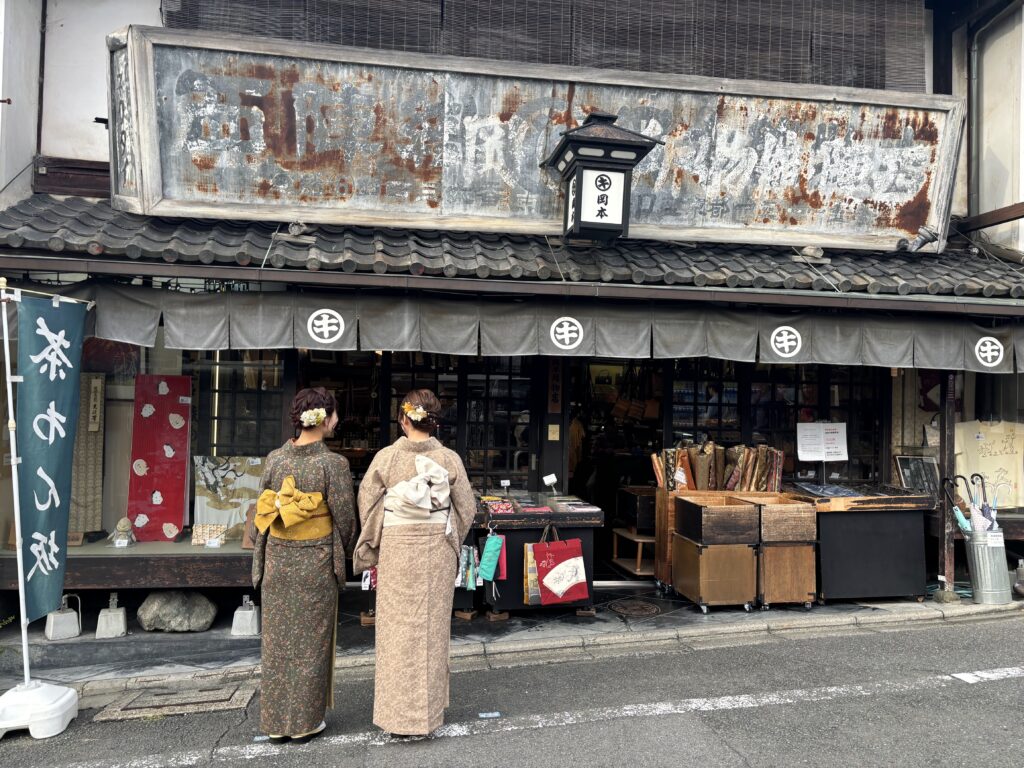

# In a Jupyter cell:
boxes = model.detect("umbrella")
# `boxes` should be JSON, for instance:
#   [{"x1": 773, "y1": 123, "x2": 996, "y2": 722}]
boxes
[
  {"x1": 942, "y1": 478, "x2": 971, "y2": 533},
  {"x1": 955, "y1": 474, "x2": 990, "y2": 532},
  {"x1": 970, "y1": 473, "x2": 998, "y2": 530}
]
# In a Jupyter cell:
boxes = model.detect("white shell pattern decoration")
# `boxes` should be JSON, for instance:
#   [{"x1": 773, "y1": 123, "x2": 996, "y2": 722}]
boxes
[
  {"x1": 152, "y1": 490, "x2": 164, "y2": 505},
  {"x1": 134, "y1": 513, "x2": 150, "y2": 528},
  {"x1": 163, "y1": 523, "x2": 179, "y2": 539},
  {"x1": 163, "y1": 444, "x2": 175, "y2": 458},
  {"x1": 168, "y1": 413, "x2": 185, "y2": 430},
  {"x1": 132, "y1": 459, "x2": 149, "y2": 476},
  {"x1": 141, "y1": 404, "x2": 156, "y2": 418},
  {"x1": 158, "y1": 381, "x2": 170, "y2": 395}
]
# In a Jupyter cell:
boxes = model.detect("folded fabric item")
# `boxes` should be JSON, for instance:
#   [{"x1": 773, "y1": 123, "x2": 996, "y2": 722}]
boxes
[
  {"x1": 484, "y1": 500, "x2": 515, "y2": 515},
  {"x1": 519, "y1": 505, "x2": 553, "y2": 514}
]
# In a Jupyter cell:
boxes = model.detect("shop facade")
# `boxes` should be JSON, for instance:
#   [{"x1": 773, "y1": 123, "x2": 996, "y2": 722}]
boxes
[
  {"x1": 3, "y1": 192, "x2": 1024, "y2": 596},
  {"x1": 3, "y1": 9, "x2": 1024, "y2": 609}
]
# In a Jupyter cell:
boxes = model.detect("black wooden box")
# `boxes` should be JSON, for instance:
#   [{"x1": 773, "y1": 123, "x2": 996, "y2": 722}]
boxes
[{"x1": 617, "y1": 486, "x2": 657, "y2": 533}]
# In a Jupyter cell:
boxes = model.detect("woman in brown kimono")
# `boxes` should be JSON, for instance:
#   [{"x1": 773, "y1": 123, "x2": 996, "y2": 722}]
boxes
[
  {"x1": 251, "y1": 387, "x2": 355, "y2": 743},
  {"x1": 354, "y1": 388, "x2": 476, "y2": 737}
]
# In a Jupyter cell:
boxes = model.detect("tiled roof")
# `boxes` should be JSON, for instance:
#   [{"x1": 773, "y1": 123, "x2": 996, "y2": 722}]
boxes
[{"x1": 1, "y1": 194, "x2": 1022, "y2": 299}]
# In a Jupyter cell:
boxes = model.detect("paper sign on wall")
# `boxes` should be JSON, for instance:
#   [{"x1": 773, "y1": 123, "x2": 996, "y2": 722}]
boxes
[{"x1": 797, "y1": 422, "x2": 848, "y2": 462}]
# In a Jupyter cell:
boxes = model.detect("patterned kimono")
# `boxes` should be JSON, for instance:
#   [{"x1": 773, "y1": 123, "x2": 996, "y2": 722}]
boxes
[
  {"x1": 251, "y1": 440, "x2": 355, "y2": 737},
  {"x1": 353, "y1": 437, "x2": 477, "y2": 736}
]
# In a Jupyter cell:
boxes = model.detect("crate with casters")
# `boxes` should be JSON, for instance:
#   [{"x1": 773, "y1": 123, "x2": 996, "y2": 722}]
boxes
[
  {"x1": 671, "y1": 532, "x2": 757, "y2": 614},
  {"x1": 758, "y1": 543, "x2": 816, "y2": 610}
]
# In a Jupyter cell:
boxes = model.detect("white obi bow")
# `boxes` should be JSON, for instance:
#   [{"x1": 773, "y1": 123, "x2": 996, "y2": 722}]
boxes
[{"x1": 383, "y1": 455, "x2": 451, "y2": 526}]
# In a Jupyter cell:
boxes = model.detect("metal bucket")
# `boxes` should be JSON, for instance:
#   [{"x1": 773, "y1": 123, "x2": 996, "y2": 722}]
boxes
[{"x1": 965, "y1": 530, "x2": 1013, "y2": 605}]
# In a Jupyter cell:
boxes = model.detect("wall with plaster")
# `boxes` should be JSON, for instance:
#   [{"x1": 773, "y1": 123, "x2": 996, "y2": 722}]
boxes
[
  {"x1": 40, "y1": 0, "x2": 160, "y2": 161},
  {"x1": 0, "y1": 0, "x2": 43, "y2": 209},
  {"x1": 976, "y1": 8, "x2": 1023, "y2": 247}
]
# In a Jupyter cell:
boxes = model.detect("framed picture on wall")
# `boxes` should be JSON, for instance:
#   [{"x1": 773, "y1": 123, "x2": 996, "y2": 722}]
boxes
[{"x1": 895, "y1": 455, "x2": 940, "y2": 495}]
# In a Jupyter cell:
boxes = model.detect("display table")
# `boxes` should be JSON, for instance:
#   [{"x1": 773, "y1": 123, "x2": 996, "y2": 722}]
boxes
[
  {"x1": 477, "y1": 494, "x2": 604, "y2": 614},
  {"x1": 0, "y1": 539, "x2": 252, "y2": 590}
]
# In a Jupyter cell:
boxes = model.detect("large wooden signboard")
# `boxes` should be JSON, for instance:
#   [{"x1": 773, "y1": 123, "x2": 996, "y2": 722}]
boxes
[{"x1": 108, "y1": 26, "x2": 964, "y2": 251}]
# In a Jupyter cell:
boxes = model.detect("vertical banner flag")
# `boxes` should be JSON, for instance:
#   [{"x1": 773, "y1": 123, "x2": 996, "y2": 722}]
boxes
[{"x1": 16, "y1": 296, "x2": 86, "y2": 622}]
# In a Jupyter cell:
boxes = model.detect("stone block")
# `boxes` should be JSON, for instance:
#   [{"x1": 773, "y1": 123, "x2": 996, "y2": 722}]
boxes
[
  {"x1": 95, "y1": 607, "x2": 127, "y2": 639},
  {"x1": 230, "y1": 605, "x2": 260, "y2": 637},
  {"x1": 45, "y1": 608, "x2": 81, "y2": 640}
]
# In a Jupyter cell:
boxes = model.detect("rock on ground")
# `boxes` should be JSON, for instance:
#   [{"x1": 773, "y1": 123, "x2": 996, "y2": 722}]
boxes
[{"x1": 137, "y1": 591, "x2": 217, "y2": 632}]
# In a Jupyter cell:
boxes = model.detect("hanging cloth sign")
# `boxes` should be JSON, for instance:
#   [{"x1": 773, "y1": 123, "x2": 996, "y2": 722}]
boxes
[{"x1": 16, "y1": 295, "x2": 86, "y2": 622}]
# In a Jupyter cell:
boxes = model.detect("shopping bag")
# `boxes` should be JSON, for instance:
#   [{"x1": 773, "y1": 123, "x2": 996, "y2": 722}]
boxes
[
  {"x1": 523, "y1": 543, "x2": 542, "y2": 605},
  {"x1": 532, "y1": 526, "x2": 589, "y2": 605}
]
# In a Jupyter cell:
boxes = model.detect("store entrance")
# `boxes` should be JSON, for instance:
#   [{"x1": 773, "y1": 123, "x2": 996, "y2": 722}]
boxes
[{"x1": 566, "y1": 359, "x2": 664, "y2": 580}]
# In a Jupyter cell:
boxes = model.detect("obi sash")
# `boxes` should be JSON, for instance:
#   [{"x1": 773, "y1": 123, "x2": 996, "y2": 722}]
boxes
[
  {"x1": 255, "y1": 475, "x2": 333, "y2": 541},
  {"x1": 383, "y1": 455, "x2": 452, "y2": 528}
]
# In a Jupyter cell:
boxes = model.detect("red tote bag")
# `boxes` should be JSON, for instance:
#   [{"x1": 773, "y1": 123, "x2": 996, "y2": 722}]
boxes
[{"x1": 533, "y1": 526, "x2": 589, "y2": 605}]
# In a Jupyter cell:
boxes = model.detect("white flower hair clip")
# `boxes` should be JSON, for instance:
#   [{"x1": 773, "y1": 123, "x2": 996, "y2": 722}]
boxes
[
  {"x1": 300, "y1": 407, "x2": 327, "y2": 428},
  {"x1": 401, "y1": 402, "x2": 428, "y2": 422}
]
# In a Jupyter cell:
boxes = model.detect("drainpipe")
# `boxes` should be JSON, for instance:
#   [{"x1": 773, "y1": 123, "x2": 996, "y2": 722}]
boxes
[{"x1": 969, "y1": 0, "x2": 1023, "y2": 215}]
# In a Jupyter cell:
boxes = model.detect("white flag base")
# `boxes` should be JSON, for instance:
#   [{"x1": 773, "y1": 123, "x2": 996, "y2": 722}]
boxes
[{"x1": 0, "y1": 680, "x2": 78, "y2": 740}]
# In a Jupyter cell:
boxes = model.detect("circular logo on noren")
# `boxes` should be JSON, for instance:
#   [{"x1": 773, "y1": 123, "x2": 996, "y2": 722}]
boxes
[
  {"x1": 974, "y1": 336, "x2": 1004, "y2": 368},
  {"x1": 770, "y1": 325, "x2": 802, "y2": 358},
  {"x1": 550, "y1": 316, "x2": 584, "y2": 351},
  {"x1": 307, "y1": 308, "x2": 345, "y2": 344}
]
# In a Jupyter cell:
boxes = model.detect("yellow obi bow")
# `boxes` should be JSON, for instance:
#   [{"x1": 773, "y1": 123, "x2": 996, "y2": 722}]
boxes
[{"x1": 255, "y1": 476, "x2": 332, "y2": 541}]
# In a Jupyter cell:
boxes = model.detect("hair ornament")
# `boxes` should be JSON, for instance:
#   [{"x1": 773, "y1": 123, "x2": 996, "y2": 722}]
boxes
[
  {"x1": 401, "y1": 402, "x2": 428, "y2": 422},
  {"x1": 300, "y1": 407, "x2": 327, "y2": 428}
]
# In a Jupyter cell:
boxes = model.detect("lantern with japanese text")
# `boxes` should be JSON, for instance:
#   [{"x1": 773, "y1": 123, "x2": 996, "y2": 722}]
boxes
[{"x1": 542, "y1": 111, "x2": 663, "y2": 242}]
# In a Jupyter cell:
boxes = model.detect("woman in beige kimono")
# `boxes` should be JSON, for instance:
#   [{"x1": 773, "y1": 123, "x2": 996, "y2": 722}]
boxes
[
  {"x1": 353, "y1": 388, "x2": 476, "y2": 737},
  {"x1": 251, "y1": 387, "x2": 355, "y2": 744}
]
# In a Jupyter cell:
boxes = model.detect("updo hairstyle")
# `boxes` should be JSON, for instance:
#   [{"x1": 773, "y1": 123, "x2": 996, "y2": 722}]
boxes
[
  {"x1": 401, "y1": 388, "x2": 442, "y2": 434},
  {"x1": 289, "y1": 386, "x2": 338, "y2": 429}
]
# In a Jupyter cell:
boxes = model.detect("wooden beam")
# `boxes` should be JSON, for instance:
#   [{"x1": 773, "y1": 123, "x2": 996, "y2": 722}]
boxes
[
  {"x1": 938, "y1": 372, "x2": 956, "y2": 588},
  {"x1": 955, "y1": 201, "x2": 1024, "y2": 232}
]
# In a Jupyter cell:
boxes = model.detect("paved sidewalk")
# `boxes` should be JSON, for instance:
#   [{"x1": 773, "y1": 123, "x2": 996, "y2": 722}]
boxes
[{"x1": 3, "y1": 588, "x2": 1021, "y2": 709}]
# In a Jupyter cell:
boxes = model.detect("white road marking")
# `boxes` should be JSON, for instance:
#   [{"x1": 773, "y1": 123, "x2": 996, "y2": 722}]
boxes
[{"x1": 61, "y1": 665, "x2": 1024, "y2": 768}]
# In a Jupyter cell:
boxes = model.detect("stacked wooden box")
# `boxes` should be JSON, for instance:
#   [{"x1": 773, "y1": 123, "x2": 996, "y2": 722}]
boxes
[
  {"x1": 671, "y1": 495, "x2": 760, "y2": 613},
  {"x1": 654, "y1": 489, "x2": 776, "y2": 587},
  {"x1": 733, "y1": 493, "x2": 817, "y2": 609}
]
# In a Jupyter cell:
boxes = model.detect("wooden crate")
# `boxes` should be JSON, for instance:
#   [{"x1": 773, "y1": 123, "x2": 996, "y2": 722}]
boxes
[
  {"x1": 675, "y1": 495, "x2": 759, "y2": 545},
  {"x1": 758, "y1": 543, "x2": 816, "y2": 608},
  {"x1": 732, "y1": 493, "x2": 816, "y2": 542},
  {"x1": 656, "y1": 490, "x2": 775, "y2": 586},
  {"x1": 672, "y1": 533, "x2": 757, "y2": 611}
]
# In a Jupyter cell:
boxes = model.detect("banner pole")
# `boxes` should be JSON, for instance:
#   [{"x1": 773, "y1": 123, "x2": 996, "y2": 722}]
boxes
[{"x1": 0, "y1": 278, "x2": 31, "y2": 686}]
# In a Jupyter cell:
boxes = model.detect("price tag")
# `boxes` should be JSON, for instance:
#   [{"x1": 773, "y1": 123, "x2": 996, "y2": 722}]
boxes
[
  {"x1": 542, "y1": 473, "x2": 557, "y2": 486},
  {"x1": 205, "y1": 538, "x2": 223, "y2": 549},
  {"x1": 247, "y1": 457, "x2": 262, "y2": 466},
  {"x1": 179, "y1": 396, "x2": 193, "y2": 405},
  {"x1": 114, "y1": 539, "x2": 129, "y2": 548},
  {"x1": 987, "y1": 531, "x2": 1005, "y2": 548},
  {"x1": 673, "y1": 468, "x2": 688, "y2": 487},
  {"x1": 500, "y1": 479, "x2": 511, "y2": 489}
]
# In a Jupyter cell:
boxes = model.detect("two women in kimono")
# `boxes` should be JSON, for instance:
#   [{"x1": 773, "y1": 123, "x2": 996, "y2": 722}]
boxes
[{"x1": 255, "y1": 386, "x2": 474, "y2": 741}]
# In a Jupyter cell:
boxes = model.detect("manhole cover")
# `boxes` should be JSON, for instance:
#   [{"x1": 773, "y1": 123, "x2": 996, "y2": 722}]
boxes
[
  {"x1": 94, "y1": 683, "x2": 256, "y2": 722},
  {"x1": 607, "y1": 598, "x2": 661, "y2": 618}
]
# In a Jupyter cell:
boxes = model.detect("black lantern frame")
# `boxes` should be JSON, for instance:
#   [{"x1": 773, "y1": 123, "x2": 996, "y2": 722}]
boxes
[{"x1": 542, "y1": 111, "x2": 663, "y2": 242}]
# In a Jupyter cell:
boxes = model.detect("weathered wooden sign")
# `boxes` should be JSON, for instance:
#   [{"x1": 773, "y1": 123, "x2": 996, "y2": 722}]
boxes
[{"x1": 107, "y1": 26, "x2": 964, "y2": 251}]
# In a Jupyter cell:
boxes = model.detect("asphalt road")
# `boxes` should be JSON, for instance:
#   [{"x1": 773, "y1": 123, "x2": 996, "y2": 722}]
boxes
[{"x1": 2, "y1": 615, "x2": 1023, "y2": 767}]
